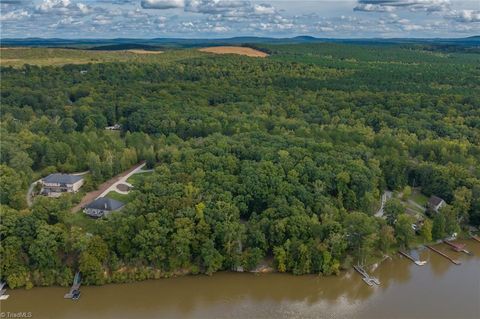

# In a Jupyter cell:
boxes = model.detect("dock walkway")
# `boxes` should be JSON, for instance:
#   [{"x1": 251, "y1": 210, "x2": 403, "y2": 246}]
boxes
[
  {"x1": 64, "y1": 272, "x2": 81, "y2": 300},
  {"x1": 354, "y1": 265, "x2": 380, "y2": 286},
  {"x1": 443, "y1": 240, "x2": 470, "y2": 255},
  {"x1": 426, "y1": 245, "x2": 461, "y2": 265},
  {"x1": 398, "y1": 251, "x2": 427, "y2": 266}
]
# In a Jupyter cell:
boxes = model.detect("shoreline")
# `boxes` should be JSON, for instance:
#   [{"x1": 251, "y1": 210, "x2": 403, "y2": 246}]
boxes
[{"x1": 8, "y1": 237, "x2": 476, "y2": 292}]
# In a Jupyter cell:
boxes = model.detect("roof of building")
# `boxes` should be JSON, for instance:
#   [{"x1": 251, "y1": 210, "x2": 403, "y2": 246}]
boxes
[
  {"x1": 42, "y1": 173, "x2": 83, "y2": 184},
  {"x1": 84, "y1": 197, "x2": 125, "y2": 211},
  {"x1": 428, "y1": 195, "x2": 445, "y2": 207}
]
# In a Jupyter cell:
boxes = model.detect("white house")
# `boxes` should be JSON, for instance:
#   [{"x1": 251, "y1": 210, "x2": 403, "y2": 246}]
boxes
[{"x1": 41, "y1": 174, "x2": 84, "y2": 197}]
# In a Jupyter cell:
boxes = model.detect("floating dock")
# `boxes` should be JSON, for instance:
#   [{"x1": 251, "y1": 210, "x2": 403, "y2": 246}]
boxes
[
  {"x1": 426, "y1": 245, "x2": 461, "y2": 265},
  {"x1": 443, "y1": 240, "x2": 471, "y2": 255},
  {"x1": 398, "y1": 251, "x2": 427, "y2": 266},
  {"x1": 354, "y1": 265, "x2": 380, "y2": 286},
  {"x1": 64, "y1": 272, "x2": 81, "y2": 300}
]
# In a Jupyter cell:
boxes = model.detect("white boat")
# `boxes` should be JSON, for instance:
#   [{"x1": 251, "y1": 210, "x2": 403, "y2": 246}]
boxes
[{"x1": 0, "y1": 294, "x2": 9, "y2": 300}]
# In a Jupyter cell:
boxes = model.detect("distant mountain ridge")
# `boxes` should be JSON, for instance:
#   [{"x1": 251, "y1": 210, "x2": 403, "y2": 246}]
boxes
[{"x1": 1, "y1": 35, "x2": 479, "y2": 48}]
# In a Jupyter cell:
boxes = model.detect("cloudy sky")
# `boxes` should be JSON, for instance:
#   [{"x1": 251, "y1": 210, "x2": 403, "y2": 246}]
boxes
[{"x1": 1, "y1": 0, "x2": 479, "y2": 38}]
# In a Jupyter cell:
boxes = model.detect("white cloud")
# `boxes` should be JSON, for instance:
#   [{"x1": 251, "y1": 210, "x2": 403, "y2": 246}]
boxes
[
  {"x1": 141, "y1": 0, "x2": 184, "y2": 9},
  {"x1": 49, "y1": 15, "x2": 83, "y2": 28},
  {"x1": 77, "y1": 3, "x2": 91, "y2": 14},
  {"x1": 212, "y1": 25, "x2": 228, "y2": 32},
  {"x1": 354, "y1": 0, "x2": 451, "y2": 13},
  {"x1": 355, "y1": 4, "x2": 396, "y2": 12},
  {"x1": 253, "y1": 4, "x2": 275, "y2": 15},
  {"x1": 445, "y1": 9, "x2": 480, "y2": 23},
  {"x1": 1, "y1": 0, "x2": 479, "y2": 38},
  {"x1": 0, "y1": 8, "x2": 30, "y2": 21},
  {"x1": 142, "y1": 0, "x2": 277, "y2": 18},
  {"x1": 36, "y1": 0, "x2": 71, "y2": 13}
]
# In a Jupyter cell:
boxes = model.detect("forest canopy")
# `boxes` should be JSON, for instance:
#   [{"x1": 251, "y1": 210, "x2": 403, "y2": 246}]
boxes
[{"x1": 0, "y1": 43, "x2": 479, "y2": 288}]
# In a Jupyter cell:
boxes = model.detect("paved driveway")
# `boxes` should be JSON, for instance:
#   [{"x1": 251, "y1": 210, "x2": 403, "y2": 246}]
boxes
[{"x1": 71, "y1": 162, "x2": 145, "y2": 213}]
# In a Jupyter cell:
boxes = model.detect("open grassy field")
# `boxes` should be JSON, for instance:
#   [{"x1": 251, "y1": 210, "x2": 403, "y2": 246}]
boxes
[
  {"x1": 0, "y1": 47, "x2": 197, "y2": 67},
  {"x1": 125, "y1": 49, "x2": 164, "y2": 54},
  {"x1": 126, "y1": 171, "x2": 152, "y2": 185},
  {"x1": 199, "y1": 46, "x2": 268, "y2": 57}
]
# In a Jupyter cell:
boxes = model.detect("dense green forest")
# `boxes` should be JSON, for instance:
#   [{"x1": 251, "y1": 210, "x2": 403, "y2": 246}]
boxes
[{"x1": 1, "y1": 43, "x2": 479, "y2": 288}]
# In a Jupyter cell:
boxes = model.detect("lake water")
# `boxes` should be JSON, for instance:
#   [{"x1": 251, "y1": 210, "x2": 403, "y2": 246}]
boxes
[{"x1": 1, "y1": 240, "x2": 479, "y2": 319}]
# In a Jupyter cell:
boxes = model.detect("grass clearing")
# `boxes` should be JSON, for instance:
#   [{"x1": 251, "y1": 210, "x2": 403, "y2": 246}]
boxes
[
  {"x1": 410, "y1": 192, "x2": 428, "y2": 206},
  {"x1": 127, "y1": 171, "x2": 152, "y2": 186},
  {"x1": 0, "y1": 47, "x2": 201, "y2": 67},
  {"x1": 199, "y1": 46, "x2": 268, "y2": 58},
  {"x1": 64, "y1": 211, "x2": 96, "y2": 231},
  {"x1": 105, "y1": 191, "x2": 132, "y2": 203},
  {"x1": 126, "y1": 49, "x2": 164, "y2": 54}
]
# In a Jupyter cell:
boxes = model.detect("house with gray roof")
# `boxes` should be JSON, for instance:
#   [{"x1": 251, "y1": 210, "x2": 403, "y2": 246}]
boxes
[
  {"x1": 83, "y1": 197, "x2": 125, "y2": 218},
  {"x1": 41, "y1": 173, "x2": 84, "y2": 197},
  {"x1": 428, "y1": 195, "x2": 446, "y2": 213}
]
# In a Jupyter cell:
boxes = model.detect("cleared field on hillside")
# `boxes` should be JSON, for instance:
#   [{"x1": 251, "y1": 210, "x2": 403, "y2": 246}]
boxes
[
  {"x1": 0, "y1": 47, "x2": 195, "y2": 67},
  {"x1": 126, "y1": 49, "x2": 164, "y2": 54},
  {"x1": 199, "y1": 46, "x2": 268, "y2": 57}
]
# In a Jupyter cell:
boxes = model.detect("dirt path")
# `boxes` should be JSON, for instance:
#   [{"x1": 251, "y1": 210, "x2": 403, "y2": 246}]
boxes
[
  {"x1": 26, "y1": 179, "x2": 41, "y2": 207},
  {"x1": 71, "y1": 162, "x2": 145, "y2": 213},
  {"x1": 375, "y1": 190, "x2": 392, "y2": 218}
]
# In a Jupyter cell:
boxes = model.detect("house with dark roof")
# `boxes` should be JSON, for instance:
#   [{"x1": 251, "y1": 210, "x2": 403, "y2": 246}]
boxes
[
  {"x1": 83, "y1": 197, "x2": 125, "y2": 218},
  {"x1": 428, "y1": 195, "x2": 446, "y2": 213},
  {"x1": 41, "y1": 173, "x2": 84, "y2": 197}
]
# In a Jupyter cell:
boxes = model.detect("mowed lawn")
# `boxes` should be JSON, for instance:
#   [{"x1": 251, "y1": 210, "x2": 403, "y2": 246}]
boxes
[
  {"x1": 126, "y1": 171, "x2": 152, "y2": 185},
  {"x1": 105, "y1": 190, "x2": 132, "y2": 203},
  {"x1": 410, "y1": 191, "x2": 429, "y2": 206}
]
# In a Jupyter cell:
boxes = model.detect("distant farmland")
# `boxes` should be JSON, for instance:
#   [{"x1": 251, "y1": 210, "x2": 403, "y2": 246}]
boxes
[
  {"x1": 199, "y1": 46, "x2": 269, "y2": 57},
  {"x1": 0, "y1": 47, "x2": 196, "y2": 67}
]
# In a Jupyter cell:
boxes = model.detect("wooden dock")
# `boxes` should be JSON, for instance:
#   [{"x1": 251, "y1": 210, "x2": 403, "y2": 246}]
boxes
[
  {"x1": 398, "y1": 251, "x2": 427, "y2": 266},
  {"x1": 426, "y1": 245, "x2": 461, "y2": 265},
  {"x1": 443, "y1": 240, "x2": 471, "y2": 255},
  {"x1": 354, "y1": 265, "x2": 380, "y2": 286},
  {"x1": 64, "y1": 272, "x2": 81, "y2": 300}
]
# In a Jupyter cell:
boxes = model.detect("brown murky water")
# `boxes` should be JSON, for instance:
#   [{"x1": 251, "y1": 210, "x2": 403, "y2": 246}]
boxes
[{"x1": 1, "y1": 240, "x2": 479, "y2": 319}]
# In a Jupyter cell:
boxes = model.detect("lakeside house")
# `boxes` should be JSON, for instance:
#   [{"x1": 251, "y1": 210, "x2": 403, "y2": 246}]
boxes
[
  {"x1": 41, "y1": 173, "x2": 84, "y2": 197},
  {"x1": 427, "y1": 195, "x2": 446, "y2": 213},
  {"x1": 83, "y1": 197, "x2": 125, "y2": 218}
]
